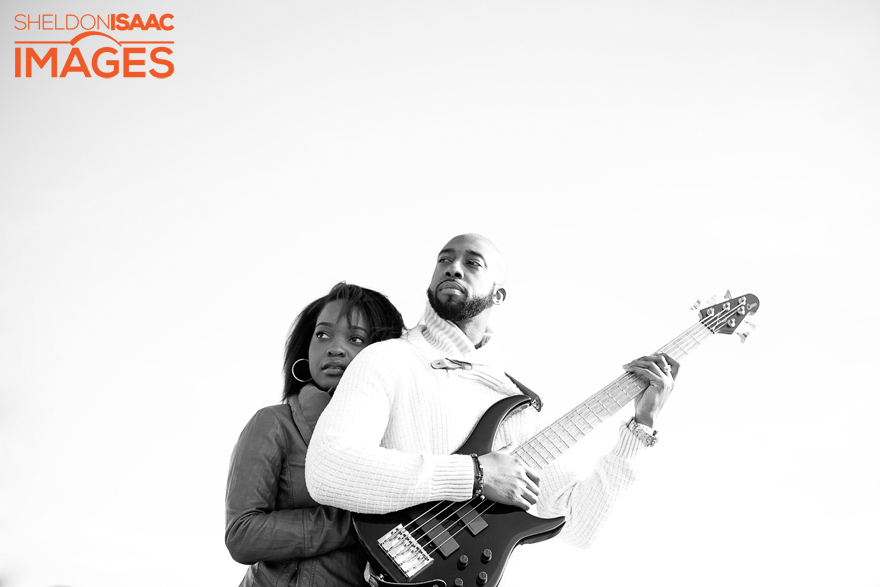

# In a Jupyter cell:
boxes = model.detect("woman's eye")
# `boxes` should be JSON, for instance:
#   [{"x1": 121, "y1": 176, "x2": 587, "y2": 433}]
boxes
[
  {"x1": 351, "y1": 336, "x2": 365, "y2": 344},
  {"x1": 315, "y1": 331, "x2": 329, "y2": 340}
]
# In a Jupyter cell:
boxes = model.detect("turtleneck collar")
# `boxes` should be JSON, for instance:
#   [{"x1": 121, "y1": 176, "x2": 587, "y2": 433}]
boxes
[{"x1": 419, "y1": 302, "x2": 496, "y2": 359}]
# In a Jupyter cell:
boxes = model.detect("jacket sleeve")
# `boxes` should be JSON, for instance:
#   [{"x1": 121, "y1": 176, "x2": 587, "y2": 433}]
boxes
[
  {"x1": 535, "y1": 422, "x2": 647, "y2": 549},
  {"x1": 225, "y1": 407, "x2": 357, "y2": 565}
]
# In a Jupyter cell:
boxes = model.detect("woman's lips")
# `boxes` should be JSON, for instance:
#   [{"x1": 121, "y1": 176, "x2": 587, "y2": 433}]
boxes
[{"x1": 321, "y1": 364, "x2": 346, "y2": 375}]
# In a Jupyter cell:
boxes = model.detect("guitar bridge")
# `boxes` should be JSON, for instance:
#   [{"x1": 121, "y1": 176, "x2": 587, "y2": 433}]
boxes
[{"x1": 378, "y1": 524, "x2": 434, "y2": 579}]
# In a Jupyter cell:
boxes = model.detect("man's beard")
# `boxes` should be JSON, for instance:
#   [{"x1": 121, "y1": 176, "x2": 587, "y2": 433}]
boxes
[{"x1": 426, "y1": 286, "x2": 495, "y2": 322}]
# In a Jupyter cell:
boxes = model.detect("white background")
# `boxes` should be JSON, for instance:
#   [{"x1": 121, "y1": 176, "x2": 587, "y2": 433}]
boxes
[{"x1": 1, "y1": 1, "x2": 878, "y2": 586}]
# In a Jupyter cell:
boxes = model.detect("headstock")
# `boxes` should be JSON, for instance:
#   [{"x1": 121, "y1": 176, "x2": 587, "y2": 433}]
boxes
[{"x1": 698, "y1": 293, "x2": 760, "y2": 335}]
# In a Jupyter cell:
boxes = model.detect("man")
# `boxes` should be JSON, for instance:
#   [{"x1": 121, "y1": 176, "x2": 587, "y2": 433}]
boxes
[{"x1": 306, "y1": 233, "x2": 678, "y2": 558}]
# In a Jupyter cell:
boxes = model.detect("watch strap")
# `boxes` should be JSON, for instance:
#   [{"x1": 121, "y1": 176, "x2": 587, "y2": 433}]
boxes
[{"x1": 627, "y1": 417, "x2": 659, "y2": 447}]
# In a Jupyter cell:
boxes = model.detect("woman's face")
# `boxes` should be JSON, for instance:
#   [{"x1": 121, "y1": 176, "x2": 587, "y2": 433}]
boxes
[{"x1": 308, "y1": 299, "x2": 370, "y2": 391}]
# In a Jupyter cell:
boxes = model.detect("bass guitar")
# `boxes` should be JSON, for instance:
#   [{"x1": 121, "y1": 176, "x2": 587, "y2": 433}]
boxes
[{"x1": 354, "y1": 293, "x2": 760, "y2": 587}]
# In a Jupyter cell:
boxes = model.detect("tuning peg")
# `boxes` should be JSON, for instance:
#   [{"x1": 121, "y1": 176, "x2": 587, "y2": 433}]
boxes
[
  {"x1": 745, "y1": 321, "x2": 757, "y2": 330},
  {"x1": 690, "y1": 299, "x2": 701, "y2": 311},
  {"x1": 707, "y1": 295, "x2": 717, "y2": 305},
  {"x1": 724, "y1": 290, "x2": 732, "y2": 300},
  {"x1": 737, "y1": 331, "x2": 751, "y2": 343}
]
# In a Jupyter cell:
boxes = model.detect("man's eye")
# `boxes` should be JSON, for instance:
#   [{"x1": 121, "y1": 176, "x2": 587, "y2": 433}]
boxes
[{"x1": 467, "y1": 260, "x2": 482, "y2": 266}]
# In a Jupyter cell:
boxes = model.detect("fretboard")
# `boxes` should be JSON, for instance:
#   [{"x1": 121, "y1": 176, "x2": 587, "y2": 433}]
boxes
[{"x1": 511, "y1": 319, "x2": 716, "y2": 471}]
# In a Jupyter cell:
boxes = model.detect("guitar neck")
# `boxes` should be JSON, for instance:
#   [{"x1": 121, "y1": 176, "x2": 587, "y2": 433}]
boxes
[{"x1": 511, "y1": 319, "x2": 715, "y2": 471}]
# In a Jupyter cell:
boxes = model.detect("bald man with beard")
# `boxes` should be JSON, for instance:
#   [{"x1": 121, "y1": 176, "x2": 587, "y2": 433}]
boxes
[{"x1": 306, "y1": 234, "x2": 678, "y2": 575}]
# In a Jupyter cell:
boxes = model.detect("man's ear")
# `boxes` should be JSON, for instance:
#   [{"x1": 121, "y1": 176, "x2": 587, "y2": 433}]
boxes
[{"x1": 492, "y1": 286, "x2": 507, "y2": 305}]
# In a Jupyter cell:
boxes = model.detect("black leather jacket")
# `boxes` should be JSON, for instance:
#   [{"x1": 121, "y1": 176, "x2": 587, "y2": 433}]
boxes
[{"x1": 225, "y1": 388, "x2": 368, "y2": 586}]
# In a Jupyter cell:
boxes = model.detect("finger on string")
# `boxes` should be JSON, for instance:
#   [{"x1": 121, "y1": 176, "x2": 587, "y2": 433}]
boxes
[
  {"x1": 634, "y1": 369, "x2": 663, "y2": 389},
  {"x1": 628, "y1": 363, "x2": 663, "y2": 379},
  {"x1": 525, "y1": 476, "x2": 540, "y2": 496},
  {"x1": 662, "y1": 353, "x2": 681, "y2": 377},
  {"x1": 525, "y1": 466, "x2": 540, "y2": 485}
]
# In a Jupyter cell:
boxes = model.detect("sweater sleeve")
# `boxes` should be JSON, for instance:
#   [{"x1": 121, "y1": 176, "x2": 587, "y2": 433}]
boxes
[
  {"x1": 225, "y1": 407, "x2": 358, "y2": 564},
  {"x1": 534, "y1": 422, "x2": 647, "y2": 549},
  {"x1": 305, "y1": 343, "x2": 475, "y2": 514}
]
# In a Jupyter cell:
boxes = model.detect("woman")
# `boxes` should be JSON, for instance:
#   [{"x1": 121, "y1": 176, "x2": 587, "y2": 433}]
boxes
[{"x1": 225, "y1": 282, "x2": 405, "y2": 587}]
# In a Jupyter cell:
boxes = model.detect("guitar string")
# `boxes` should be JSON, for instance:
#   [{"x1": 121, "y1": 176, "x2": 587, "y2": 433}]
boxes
[
  {"x1": 397, "y1": 301, "x2": 748, "y2": 563},
  {"x1": 401, "y1": 500, "x2": 457, "y2": 533},
  {"x1": 400, "y1": 499, "x2": 469, "y2": 546}
]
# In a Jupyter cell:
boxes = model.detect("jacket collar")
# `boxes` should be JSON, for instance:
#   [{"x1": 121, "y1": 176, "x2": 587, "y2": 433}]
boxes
[{"x1": 287, "y1": 384, "x2": 332, "y2": 444}]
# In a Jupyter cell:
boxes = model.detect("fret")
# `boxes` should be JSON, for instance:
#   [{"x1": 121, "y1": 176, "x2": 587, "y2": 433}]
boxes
[
  {"x1": 537, "y1": 431, "x2": 564, "y2": 455},
  {"x1": 517, "y1": 453, "x2": 534, "y2": 468},
  {"x1": 548, "y1": 427, "x2": 573, "y2": 450},
  {"x1": 670, "y1": 337, "x2": 688, "y2": 356},
  {"x1": 607, "y1": 386, "x2": 629, "y2": 406},
  {"x1": 601, "y1": 396, "x2": 620, "y2": 412},
  {"x1": 576, "y1": 405, "x2": 602, "y2": 429},
  {"x1": 612, "y1": 378, "x2": 631, "y2": 400},
  {"x1": 558, "y1": 417, "x2": 584, "y2": 442},
  {"x1": 567, "y1": 413, "x2": 591, "y2": 435},
  {"x1": 531, "y1": 438, "x2": 556, "y2": 461},
  {"x1": 518, "y1": 443, "x2": 549, "y2": 468},
  {"x1": 593, "y1": 400, "x2": 613, "y2": 417},
  {"x1": 684, "y1": 326, "x2": 707, "y2": 348},
  {"x1": 548, "y1": 422, "x2": 571, "y2": 446},
  {"x1": 531, "y1": 446, "x2": 552, "y2": 467},
  {"x1": 622, "y1": 377, "x2": 644, "y2": 398},
  {"x1": 516, "y1": 447, "x2": 543, "y2": 469}
]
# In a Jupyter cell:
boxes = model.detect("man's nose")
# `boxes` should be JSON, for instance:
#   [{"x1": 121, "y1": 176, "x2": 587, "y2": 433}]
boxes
[{"x1": 445, "y1": 260, "x2": 463, "y2": 278}]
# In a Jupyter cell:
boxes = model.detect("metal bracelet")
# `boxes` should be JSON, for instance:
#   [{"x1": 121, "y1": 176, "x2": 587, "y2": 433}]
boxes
[{"x1": 470, "y1": 453, "x2": 484, "y2": 499}]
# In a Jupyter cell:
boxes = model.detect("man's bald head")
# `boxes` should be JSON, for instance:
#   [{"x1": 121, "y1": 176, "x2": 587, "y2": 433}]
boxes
[
  {"x1": 427, "y1": 233, "x2": 508, "y2": 326},
  {"x1": 439, "y1": 233, "x2": 507, "y2": 286}
]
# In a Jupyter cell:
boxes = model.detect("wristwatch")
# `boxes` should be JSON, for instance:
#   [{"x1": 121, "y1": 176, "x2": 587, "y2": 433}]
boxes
[{"x1": 627, "y1": 417, "x2": 658, "y2": 447}]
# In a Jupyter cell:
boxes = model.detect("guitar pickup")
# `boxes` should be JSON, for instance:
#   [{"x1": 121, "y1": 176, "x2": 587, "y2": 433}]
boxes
[
  {"x1": 422, "y1": 519, "x2": 459, "y2": 558},
  {"x1": 454, "y1": 508, "x2": 488, "y2": 536}
]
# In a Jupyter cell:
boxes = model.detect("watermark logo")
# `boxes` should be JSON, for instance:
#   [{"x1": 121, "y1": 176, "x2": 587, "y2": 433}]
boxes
[{"x1": 13, "y1": 13, "x2": 175, "y2": 78}]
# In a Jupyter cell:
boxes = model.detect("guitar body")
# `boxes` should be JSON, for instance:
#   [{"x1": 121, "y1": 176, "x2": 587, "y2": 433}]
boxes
[{"x1": 353, "y1": 395, "x2": 566, "y2": 587}]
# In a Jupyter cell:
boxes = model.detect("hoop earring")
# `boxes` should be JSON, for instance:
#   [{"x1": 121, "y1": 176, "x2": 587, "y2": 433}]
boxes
[{"x1": 291, "y1": 358, "x2": 313, "y2": 383}]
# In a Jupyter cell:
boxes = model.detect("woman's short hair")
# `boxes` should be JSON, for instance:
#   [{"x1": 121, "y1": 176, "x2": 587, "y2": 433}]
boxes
[{"x1": 282, "y1": 282, "x2": 405, "y2": 401}]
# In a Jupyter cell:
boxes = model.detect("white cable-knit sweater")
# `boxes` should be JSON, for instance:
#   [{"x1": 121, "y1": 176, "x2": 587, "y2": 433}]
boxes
[{"x1": 306, "y1": 306, "x2": 648, "y2": 548}]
